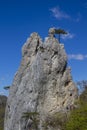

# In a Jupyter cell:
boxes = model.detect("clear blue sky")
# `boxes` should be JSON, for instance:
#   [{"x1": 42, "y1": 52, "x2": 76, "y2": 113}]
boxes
[{"x1": 0, "y1": 0, "x2": 87, "y2": 95}]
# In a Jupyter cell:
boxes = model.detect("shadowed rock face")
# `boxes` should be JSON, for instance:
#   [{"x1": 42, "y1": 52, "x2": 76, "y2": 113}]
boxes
[{"x1": 4, "y1": 32, "x2": 78, "y2": 130}]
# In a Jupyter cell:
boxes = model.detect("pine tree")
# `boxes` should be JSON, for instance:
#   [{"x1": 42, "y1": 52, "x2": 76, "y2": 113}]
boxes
[{"x1": 55, "y1": 28, "x2": 67, "y2": 43}]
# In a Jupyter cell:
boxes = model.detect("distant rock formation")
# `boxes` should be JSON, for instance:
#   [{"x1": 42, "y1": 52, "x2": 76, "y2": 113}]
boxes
[
  {"x1": 4, "y1": 31, "x2": 78, "y2": 130},
  {"x1": 0, "y1": 95, "x2": 7, "y2": 130}
]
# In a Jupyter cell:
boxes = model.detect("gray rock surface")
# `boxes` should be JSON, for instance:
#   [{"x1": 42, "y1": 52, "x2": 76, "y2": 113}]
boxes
[{"x1": 4, "y1": 32, "x2": 78, "y2": 130}]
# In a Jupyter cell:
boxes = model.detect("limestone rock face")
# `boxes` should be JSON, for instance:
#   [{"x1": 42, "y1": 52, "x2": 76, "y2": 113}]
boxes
[{"x1": 4, "y1": 32, "x2": 78, "y2": 130}]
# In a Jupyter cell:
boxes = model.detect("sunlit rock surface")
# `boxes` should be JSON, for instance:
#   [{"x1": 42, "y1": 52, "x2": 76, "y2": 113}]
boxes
[{"x1": 4, "y1": 32, "x2": 78, "y2": 130}]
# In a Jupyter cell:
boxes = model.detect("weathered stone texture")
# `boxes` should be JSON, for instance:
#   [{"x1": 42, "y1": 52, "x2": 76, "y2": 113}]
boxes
[{"x1": 4, "y1": 32, "x2": 78, "y2": 130}]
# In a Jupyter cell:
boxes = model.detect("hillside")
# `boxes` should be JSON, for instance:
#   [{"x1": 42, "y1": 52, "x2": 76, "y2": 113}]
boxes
[{"x1": 0, "y1": 95, "x2": 7, "y2": 130}]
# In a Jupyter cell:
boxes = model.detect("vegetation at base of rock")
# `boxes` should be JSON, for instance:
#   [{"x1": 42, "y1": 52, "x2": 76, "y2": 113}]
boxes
[
  {"x1": 0, "y1": 95, "x2": 7, "y2": 130},
  {"x1": 64, "y1": 80, "x2": 87, "y2": 130},
  {"x1": 43, "y1": 80, "x2": 87, "y2": 130},
  {"x1": 22, "y1": 112, "x2": 39, "y2": 130},
  {"x1": 43, "y1": 112, "x2": 68, "y2": 130},
  {"x1": 0, "y1": 108, "x2": 5, "y2": 130},
  {"x1": 22, "y1": 112, "x2": 39, "y2": 118},
  {"x1": 65, "y1": 103, "x2": 87, "y2": 130}
]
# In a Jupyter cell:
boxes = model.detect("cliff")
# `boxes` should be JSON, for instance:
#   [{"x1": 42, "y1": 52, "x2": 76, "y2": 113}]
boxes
[{"x1": 4, "y1": 31, "x2": 78, "y2": 130}]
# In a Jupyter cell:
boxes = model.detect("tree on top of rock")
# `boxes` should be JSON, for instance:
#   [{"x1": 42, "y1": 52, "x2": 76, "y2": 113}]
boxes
[{"x1": 55, "y1": 28, "x2": 67, "y2": 43}]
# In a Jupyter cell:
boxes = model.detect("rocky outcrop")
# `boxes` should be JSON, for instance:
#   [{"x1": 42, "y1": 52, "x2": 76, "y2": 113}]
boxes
[{"x1": 4, "y1": 31, "x2": 78, "y2": 130}]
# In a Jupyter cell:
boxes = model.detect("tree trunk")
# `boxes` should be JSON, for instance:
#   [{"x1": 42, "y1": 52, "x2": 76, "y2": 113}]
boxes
[{"x1": 59, "y1": 34, "x2": 60, "y2": 43}]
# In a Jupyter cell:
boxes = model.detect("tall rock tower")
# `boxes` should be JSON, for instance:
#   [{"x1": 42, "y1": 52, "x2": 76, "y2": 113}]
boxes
[{"x1": 4, "y1": 30, "x2": 78, "y2": 130}]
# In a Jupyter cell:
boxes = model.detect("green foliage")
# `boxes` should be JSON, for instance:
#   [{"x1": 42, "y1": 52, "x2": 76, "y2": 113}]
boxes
[
  {"x1": 43, "y1": 112, "x2": 67, "y2": 130},
  {"x1": 54, "y1": 28, "x2": 67, "y2": 43},
  {"x1": 0, "y1": 95, "x2": 7, "y2": 130},
  {"x1": 65, "y1": 102, "x2": 87, "y2": 130},
  {"x1": 64, "y1": 81, "x2": 87, "y2": 130},
  {"x1": 22, "y1": 112, "x2": 39, "y2": 118},
  {"x1": 4, "y1": 86, "x2": 10, "y2": 90},
  {"x1": 0, "y1": 107, "x2": 5, "y2": 130},
  {"x1": 55, "y1": 29, "x2": 67, "y2": 35},
  {"x1": 22, "y1": 112, "x2": 39, "y2": 130}
]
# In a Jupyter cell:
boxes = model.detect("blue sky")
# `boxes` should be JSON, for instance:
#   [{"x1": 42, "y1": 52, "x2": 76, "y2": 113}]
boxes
[{"x1": 0, "y1": 0, "x2": 87, "y2": 95}]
